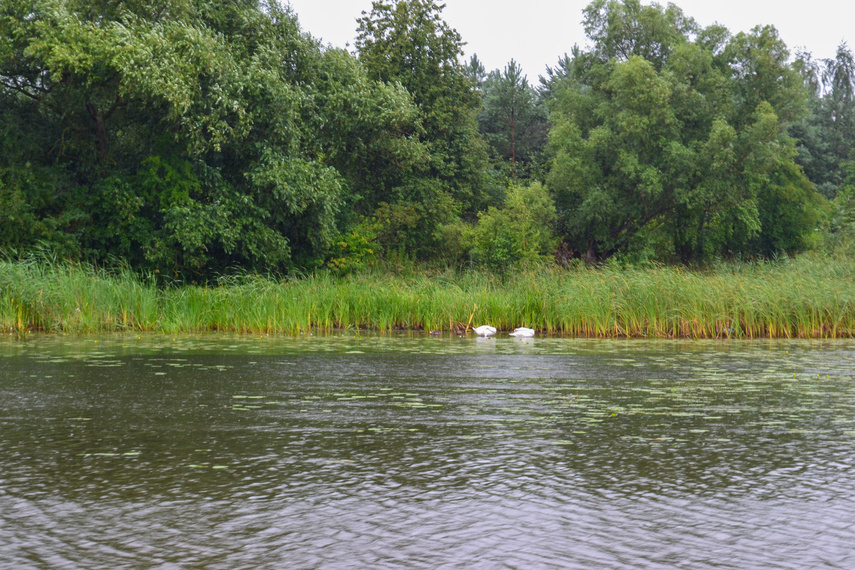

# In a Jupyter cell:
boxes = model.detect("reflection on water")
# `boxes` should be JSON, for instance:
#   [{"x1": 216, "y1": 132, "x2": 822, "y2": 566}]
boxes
[{"x1": 1, "y1": 334, "x2": 854, "y2": 568}]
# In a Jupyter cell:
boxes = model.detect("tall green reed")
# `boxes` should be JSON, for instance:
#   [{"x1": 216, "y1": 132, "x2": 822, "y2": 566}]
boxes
[{"x1": 1, "y1": 255, "x2": 853, "y2": 338}]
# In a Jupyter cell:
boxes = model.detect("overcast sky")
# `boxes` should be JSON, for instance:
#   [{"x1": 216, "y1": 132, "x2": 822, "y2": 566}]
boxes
[{"x1": 285, "y1": 0, "x2": 853, "y2": 80}]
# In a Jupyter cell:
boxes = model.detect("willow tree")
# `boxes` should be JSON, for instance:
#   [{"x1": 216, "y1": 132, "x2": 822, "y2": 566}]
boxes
[{"x1": 546, "y1": 0, "x2": 821, "y2": 263}]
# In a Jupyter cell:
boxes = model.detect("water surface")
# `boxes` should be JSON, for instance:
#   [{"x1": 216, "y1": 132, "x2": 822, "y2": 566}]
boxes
[{"x1": 1, "y1": 334, "x2": 854, "y2": 568}]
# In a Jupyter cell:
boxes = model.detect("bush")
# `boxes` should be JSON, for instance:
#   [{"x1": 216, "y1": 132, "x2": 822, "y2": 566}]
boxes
[
  {"x1": 469, "y1": 182, "x2": 558, "y2": 272},
  {"x1": 326, "y1": 230, "x2": 377, "y2": 275}
]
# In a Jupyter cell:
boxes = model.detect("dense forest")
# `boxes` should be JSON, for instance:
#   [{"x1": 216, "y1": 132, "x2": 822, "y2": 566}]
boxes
[{"x1": 2, "y1": 0, "x2": 854, "y2": 279}]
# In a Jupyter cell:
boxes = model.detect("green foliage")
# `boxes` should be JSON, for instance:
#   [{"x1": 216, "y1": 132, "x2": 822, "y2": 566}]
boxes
[
  {"x1": 0, "y1": 162, "x2": 79, "y2": 255},
  {"x1": 0, "y1": 0, "x2": 845, "y2": 272},
  {"x1": 751, "y1": 161, "x2": 825, "y2": 256},
  {"x1": 4, "y1": 255, "x2": 855, "y2": 339},
  {"x1": 298, "y1": 47, "x2": 427, "y2": 223},
  {"x1": 821, "y1": 161, "x2": 855, "y2": 254},
  {"x1": 791, "y1": 44, "x2": 855, "y2": 200},
  {"x1": 326, "y1": 230, "x2": 377, "y2": 275},
  {"x1": 463, "y1": 54, "x2": 487, "y2": 90},
  {"x1": 356, "y1": 0, "x2": 491, "y2": 244},
  {"x1": 547, "y1": 0, "x2": 818, "y2": 263},
  {"x1": 470, "y1": 183, "x2": 558, "y2": 272},
  {"x1": 581, "y1": 0, "x2": 696, "y2": 71},
  {"x1": 478, "y1": 59, "x2": 549, "y2": 182},
  {"x1": 0, "y1": 0, "x2": 423, "y2": 277},
  {"x1": 355, "y1": 0, "x2": 479, "y2": 126},
  {"x1": 369, "y1": 181, "x2": 459, "y2": 259}
]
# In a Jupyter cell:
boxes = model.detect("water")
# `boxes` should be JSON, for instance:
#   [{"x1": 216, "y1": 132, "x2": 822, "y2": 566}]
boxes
[{"x1": 1, "y1": 334, "x2": 854, "y2": 568}]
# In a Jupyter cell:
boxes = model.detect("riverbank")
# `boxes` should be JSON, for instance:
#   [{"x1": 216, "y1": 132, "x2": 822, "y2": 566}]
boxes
[{"x1": 1, "y1": 256, "x2": 853, "y2": 338}]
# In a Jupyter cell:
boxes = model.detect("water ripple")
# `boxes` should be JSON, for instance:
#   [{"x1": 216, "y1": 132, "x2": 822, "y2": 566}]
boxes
[{"x1": 2, "y1": 336, "x2": 855, "y2": 568}]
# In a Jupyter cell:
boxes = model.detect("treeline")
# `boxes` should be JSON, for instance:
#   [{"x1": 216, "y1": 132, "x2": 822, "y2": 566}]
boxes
[{"x1": 1, "y1": 0, "x2": 854, "y2": 279}]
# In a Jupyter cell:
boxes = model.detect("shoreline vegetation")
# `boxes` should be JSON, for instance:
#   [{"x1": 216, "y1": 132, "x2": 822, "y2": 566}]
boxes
[{"x1": 1, "y1": 256, "x2": 853, "y2": 339}]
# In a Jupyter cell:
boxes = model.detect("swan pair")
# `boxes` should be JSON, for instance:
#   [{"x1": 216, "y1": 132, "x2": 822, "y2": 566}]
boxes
[{"x1": 472, "y1": 325, "x2": 535, "y2": 337}]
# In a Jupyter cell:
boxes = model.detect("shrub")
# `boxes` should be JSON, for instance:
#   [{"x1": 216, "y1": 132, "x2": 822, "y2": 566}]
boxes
[{"x1": 469, "y1": 182, "x2": 558, "y2": 272}]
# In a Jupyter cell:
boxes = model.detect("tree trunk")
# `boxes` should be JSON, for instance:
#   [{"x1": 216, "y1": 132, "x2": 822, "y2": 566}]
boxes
[
  {"x1": 510, "y1": 108, "x2": 516, "y2": 179},
  {"x1": 86, "y1": 103, "x2": 108, "y2": 164},
  {"x1": 586, "y1": 239, "x2": 597, "y2": 264}
]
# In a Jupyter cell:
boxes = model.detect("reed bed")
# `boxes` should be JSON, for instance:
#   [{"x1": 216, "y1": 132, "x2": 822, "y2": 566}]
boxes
[{"x1": 1, "y1": 256, "x2": 853, "y2": 338}]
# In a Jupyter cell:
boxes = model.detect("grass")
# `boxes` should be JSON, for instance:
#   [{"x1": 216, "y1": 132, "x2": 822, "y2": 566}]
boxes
[{"x1": 1, "y1": 255, "x2": 853, "y2": 338}]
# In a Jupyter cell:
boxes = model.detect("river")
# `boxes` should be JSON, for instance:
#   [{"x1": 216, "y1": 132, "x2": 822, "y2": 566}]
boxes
[{"x1": 1, "y1": 334, "x2": 854, "y2": 568}]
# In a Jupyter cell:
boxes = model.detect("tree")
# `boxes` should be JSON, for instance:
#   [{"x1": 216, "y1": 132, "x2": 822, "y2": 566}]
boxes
[
  {"x1": 546, "y1": 0, "x2": 818, "y2": 263},
  {"x1": 479, "y1": 60, "x2": 548, "y2": 181},
  {"x1": 0, "y1": 0, "x2": 423, "y2": 276},
  {"x1": 580, "y1": 0, "x2": 696, "y2": 71},
  {"x1": 463, "y1": 54, "x2": 487, "y2": 91},
  {"x1": 469, "y1": 182, "x2": 558, "y2": 273},
  {"x1": 355, "y1": 0, "x2": 491, "y2": 257},
  {"x1": 792, "y1": 43, "x2": 855, "y2": 199},
  {"x1": 548, "y1": 55, "x2": 687, "y2": 262},
  {"x1": 539, "y1": 50, "x2": 580, "y2": 102}
]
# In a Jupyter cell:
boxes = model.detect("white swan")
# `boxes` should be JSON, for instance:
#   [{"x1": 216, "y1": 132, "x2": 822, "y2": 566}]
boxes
[
  {"x1": 509, "y1": 327, "x2": 535, "y2": 337},
  {"x1": 473, "y1": 325, "x2": 497, "y2": 336}
]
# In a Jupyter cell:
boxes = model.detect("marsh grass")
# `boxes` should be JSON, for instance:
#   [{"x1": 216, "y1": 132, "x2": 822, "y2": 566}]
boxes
[{"x1": 1, "y1": 256, "x2": 853, "y2": 338}]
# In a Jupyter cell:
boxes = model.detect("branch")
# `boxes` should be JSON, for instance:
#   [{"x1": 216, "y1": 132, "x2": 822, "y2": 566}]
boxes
[{"x1": 0, "y1": 77, "x2": 50, "y2": 101}]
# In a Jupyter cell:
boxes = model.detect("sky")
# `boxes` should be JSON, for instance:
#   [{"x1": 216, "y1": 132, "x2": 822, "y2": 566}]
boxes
[{"x1": 285, "y1": 0, "x2": 853, "y2": 80}]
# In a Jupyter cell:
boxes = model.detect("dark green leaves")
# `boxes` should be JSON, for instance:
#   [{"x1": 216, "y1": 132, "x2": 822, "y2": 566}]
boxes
[{"x1": 546, "y1": 1, "x2": 820, "y2": 263}]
